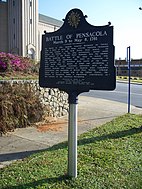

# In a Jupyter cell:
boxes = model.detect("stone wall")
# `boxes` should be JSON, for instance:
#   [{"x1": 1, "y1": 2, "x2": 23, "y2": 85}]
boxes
[{"x1": 0, "y1": 80, "x2": 69, "y2": 117}]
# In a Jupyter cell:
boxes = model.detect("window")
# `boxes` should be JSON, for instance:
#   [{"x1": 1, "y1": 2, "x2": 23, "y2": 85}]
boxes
[
  {"x1": 13, "y1": 0, "x2": 15, "y2": 6},
  {"x1": 28, "y1": 48, "x2": 35, "y2": 59},
  {"x1": 30, "y1": 1, "x2": 32, "y2": 6},
  {"x1": 13, "y1": 18, "x2": 15, "y2": 24},
  {"x1": 14, "y1": 34, "x2": 15, "y2": 39},
  {"x1": 30, "y1": 19, "x2": 32, "y2": 24}
]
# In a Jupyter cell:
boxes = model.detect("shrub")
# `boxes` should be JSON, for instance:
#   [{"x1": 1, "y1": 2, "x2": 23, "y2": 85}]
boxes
[
  {"x1": 123, "y1": 76, "x2": 127, "y2": 79},
  {"x1": 0, "y1": 83, "x2": 45, "y2": 135},
  {"x1": 0, "y1": 52, "x2": 37, "y2": 73}
]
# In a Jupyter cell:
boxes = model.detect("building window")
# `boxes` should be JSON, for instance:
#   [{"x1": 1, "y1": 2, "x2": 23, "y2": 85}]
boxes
[
  {"x1": 30, "y1": 19, "x2": 32, "y2": 24},
  {"x1": 28, "y1": 48, "x2": 35, "y2": 59},
  {"x1": 30, "y1": 1, "x2": 32, "y2": 6},
  {"x1": 14, "y1": 34, "x2": 15, "y2": 39},
  {"x1": 13, "y1": 0, "x2": 15, "y2": 6},
  {"x1": 54, "y1": 26, "x2": 56, "y2": 31},
  {"x1": 13, "y1": 18, "x2": 15, "y2": 24}
]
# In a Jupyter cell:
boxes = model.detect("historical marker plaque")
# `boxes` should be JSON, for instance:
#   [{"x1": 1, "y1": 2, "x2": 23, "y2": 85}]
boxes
[{"x1": 39, "y1": 9, "x2": 116, "y2": 94}]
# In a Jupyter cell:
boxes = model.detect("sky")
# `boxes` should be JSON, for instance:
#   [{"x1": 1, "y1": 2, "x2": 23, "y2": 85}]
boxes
[{"x1": 38, "y1": 0, "x2": 142, "y2": 60}]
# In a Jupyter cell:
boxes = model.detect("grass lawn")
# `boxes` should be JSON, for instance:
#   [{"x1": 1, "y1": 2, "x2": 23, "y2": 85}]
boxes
[{"x1": 0, "y1": 114, "x2": 142, "y2": 189}]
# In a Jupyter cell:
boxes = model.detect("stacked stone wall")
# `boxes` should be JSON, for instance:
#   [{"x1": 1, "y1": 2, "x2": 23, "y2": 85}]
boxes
[{"x1": 0, "y1": 80, "x2": 69, "y2": 117}]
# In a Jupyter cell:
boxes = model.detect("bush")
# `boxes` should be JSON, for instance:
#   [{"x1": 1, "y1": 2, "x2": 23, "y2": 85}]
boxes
[
  {"x1": 0, "y1": 83, "x2": 45, "y2": 135},
  {"x1": 123, "y1": 76, "x2": 127, "y2": 79},
  {"x1": 0, "y1": 52, "x2": 37, "y2": 73}
]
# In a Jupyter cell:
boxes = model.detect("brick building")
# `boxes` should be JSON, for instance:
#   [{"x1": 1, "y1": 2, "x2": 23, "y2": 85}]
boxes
[{"x1": 115, "y1": 59, "x2": 142, "y2": 77}]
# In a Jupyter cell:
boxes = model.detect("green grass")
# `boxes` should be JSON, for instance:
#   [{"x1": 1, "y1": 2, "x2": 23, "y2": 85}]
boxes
[{"x1": 0, "y1": 114, "x2": 142, "y2": 189}]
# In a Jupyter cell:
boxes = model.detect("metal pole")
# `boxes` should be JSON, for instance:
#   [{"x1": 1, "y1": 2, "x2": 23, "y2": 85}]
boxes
[
  {"x1": 68, "y1": 93, "x2": 78, "y2": 178},
  {"x1": 127, "y1": 46, "x2": 131, "y2": 113}
]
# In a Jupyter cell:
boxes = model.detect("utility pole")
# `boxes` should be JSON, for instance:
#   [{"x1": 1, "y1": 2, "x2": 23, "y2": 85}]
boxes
[{"x1": 127, "y1": 46, "x2": 131, "y2": 113}]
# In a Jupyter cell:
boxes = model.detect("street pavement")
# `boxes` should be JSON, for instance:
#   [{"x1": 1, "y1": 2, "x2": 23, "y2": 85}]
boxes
[{"x1": 0, "y1": 96, "x2": 142, "y2": 169}]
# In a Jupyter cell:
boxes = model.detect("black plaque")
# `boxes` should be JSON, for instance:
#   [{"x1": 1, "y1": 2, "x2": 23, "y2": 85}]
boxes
[{"x1": 39, "y1": 9, "x2": 116, "y2": 94}]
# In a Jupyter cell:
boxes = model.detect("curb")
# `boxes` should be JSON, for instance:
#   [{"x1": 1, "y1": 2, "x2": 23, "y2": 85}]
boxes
[{"x1": 117, "y1": 80, "x2": 142, "y2": 85}]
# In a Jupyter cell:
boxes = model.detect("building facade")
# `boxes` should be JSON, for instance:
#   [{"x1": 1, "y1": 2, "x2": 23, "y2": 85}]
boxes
[
  {"x1": 0, "y1": 0, "x2": 62, "y2": 60},
  {"x1": 115, "y1": 59, "x2": 142, "y2": 77}
]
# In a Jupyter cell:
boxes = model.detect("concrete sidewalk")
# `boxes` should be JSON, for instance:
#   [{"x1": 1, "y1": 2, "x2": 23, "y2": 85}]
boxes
[{"x1": 0, "y1": 96, "x2": 142, "y2": 169}]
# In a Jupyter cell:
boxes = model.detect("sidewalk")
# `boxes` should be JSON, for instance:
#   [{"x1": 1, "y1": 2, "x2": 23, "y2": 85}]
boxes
[{"x1": 0, "y1": 96, "x2": 142, "y2": 169}]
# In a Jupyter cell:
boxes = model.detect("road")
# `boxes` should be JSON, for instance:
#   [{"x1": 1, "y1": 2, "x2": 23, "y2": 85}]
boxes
[{"x1": 81, "y1": 82, "x2": 142, "y2": 108}]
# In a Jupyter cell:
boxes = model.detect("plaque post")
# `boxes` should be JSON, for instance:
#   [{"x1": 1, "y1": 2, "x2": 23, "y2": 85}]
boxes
[
  {"x1": 39, "y1": 8, "x2": 116, "y2": 179},
  {"x1": 68, "y1": 92, "x2": 78, "y2": 178}
]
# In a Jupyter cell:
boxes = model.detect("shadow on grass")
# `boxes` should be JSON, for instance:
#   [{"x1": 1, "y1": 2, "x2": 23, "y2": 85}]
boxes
[
  {"x1": 1, "y1": 126, "x2": 141, "y2": 167},
  {"x1": 78, "y1": 126, "x2": 142, "y2": 145},
  {"x1": 38, "y1": 126, "x2": 142, "y2": 153},
  {"x1": 1, "y1": 126, "x2": 142, "y2": 188},
  {"x1": 48, "y1": 126, "x2": 142, "y2": 150},
  {"x1": 49, "y1": 126, "x2": 142, "y2": 150},
  {"x1": 2, "y1": 175, "x2": 70, "y2": 189}
]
